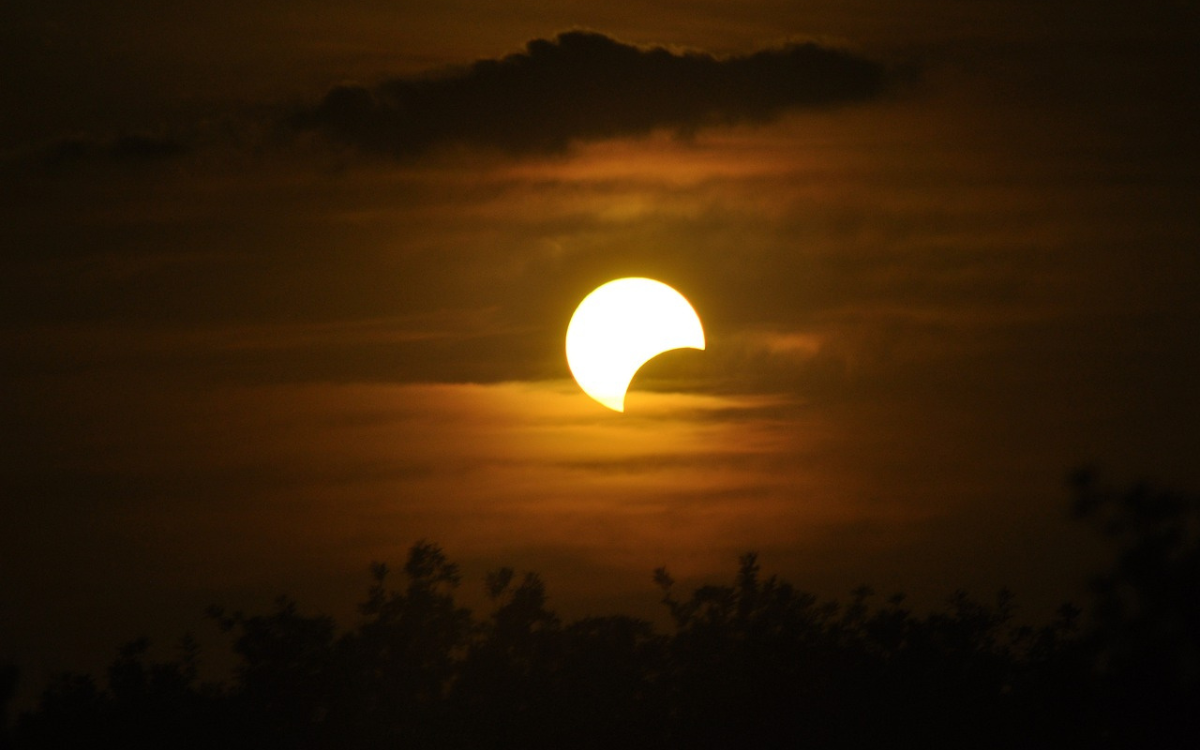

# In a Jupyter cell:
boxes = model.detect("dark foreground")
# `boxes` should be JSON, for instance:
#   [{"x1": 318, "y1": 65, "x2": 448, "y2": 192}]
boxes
[{"x1": 2, "y1": 472, "x2": 1197, "y2": 749}]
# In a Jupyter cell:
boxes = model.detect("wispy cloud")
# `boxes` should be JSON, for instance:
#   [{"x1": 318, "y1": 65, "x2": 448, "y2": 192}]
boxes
[{"x1": 5, "y1": 133, "x2": 189, "y2": 171}]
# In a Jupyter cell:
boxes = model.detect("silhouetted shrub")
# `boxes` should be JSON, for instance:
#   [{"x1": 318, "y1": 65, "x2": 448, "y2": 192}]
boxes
[
  {"x1": 9, "y1": 476, "x2": 1199, "y2": 749},
  {"x1": 1071, "y1": 470, "x2": 1200, "y2": 749}
]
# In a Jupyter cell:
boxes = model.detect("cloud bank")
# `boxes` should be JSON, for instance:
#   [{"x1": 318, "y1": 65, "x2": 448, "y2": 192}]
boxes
[{"x1": 293, "y1": 31, "x2": 887, "y2": 156}]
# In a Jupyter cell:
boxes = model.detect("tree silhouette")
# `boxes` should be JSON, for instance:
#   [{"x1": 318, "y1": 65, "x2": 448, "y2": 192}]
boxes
[
  {"x1": 8, "y1": 475, "x2": 1198, "y2": 749},
  {"x1": 1071, "y1": 470, "x2": 1200, "y2": 749}
]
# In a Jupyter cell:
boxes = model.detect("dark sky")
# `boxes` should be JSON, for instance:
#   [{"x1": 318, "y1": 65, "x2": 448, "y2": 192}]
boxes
[{"x1": 2, "y1": 0, "x2": 1198, "y2": 705}]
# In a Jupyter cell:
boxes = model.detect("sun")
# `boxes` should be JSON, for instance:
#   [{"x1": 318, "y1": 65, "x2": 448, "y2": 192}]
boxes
[{"x1": 566, "y1": 278, "x2": 705, "y2": 412}]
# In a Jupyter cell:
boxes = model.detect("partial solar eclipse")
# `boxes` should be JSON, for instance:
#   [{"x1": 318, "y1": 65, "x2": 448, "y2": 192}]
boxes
[{"x1": 566, "y1": 278, "x2": 705, "y2": 412}]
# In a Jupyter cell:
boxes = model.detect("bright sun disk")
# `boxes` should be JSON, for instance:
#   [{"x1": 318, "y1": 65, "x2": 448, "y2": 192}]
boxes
[{"x1": 565, "y1": 277, "x2": 705, "y2": 412}]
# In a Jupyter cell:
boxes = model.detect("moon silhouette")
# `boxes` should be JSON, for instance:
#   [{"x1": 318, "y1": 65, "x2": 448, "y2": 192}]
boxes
[{"x1": 566, "y1": 277, "x2": 705, "y2": 412}]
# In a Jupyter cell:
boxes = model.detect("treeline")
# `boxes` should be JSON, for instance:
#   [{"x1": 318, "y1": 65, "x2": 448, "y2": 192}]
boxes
[{"x1": 3, "y1": 471, "x2": 1198, "y2": 749}]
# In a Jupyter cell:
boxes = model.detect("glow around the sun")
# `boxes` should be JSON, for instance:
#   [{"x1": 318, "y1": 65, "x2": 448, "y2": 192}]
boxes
[{"x1": 566, "y1": 277, "x2": 705, "y2": 412}]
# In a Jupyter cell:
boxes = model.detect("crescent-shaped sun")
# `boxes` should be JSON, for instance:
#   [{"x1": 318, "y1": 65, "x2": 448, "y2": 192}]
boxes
[{"x1": 566, "y1": 277, "x2": 705, "y2": 412}]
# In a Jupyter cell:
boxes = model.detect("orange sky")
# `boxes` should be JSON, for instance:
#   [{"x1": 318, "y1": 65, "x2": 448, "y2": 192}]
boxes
[{"x1": 2, "y1": 0, "x2": 1198, "y2": 706}]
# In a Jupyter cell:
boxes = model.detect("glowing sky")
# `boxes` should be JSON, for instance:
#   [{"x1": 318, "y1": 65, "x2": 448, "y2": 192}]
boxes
[{"x1": 2, "y1": 0, "x2": 1198, "y2": 704}]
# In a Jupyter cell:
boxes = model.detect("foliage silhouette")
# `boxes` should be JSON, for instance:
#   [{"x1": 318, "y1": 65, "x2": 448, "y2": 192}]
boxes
[
  {"x1": 1070, "y1": 470, "x2": 1200, "y2": 748},
  {"x1": 7, "y1": 477, "x2": 1199, "y2": 749}
]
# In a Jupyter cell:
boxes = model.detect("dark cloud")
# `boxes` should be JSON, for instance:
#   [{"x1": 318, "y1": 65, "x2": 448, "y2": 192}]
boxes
[
  {"x1": 292, "y1": 31, "x2": 887, "y2": 156},
  {"x1": 6, "y1": 132, "x2": 190, "y2": 171}
]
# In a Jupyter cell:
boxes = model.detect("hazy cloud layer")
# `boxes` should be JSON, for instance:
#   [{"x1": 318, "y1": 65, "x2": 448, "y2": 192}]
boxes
[{"x1": 292, "y1": 31, "x2": 887, "y2": 156}]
